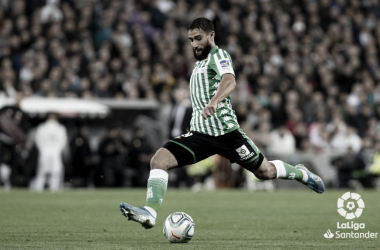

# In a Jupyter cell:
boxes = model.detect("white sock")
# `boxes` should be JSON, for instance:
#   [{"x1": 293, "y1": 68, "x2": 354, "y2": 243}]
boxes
[
  {"x1": 269, "y1": 160, "x2": 286, "y2": 179},
  {"x1": 300, "y1": 169, "x2": 308, "y2": 183},
  {"x1": 144, "y1": 206, "x2": 157, "y2": 218},
  {"x1": 149, "y1": 169, "x2": 169, "y2": 180}
]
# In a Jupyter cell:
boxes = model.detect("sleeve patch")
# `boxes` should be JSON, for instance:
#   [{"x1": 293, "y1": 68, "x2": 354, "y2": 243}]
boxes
[{"x1": 219, "y1": 59, "x2": 230, "y2": 69}]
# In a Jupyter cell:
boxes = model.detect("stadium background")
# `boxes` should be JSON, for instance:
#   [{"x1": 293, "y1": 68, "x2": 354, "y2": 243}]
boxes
[{"x1": 1, "y1": 0, "x2": 380, "y2": 191}]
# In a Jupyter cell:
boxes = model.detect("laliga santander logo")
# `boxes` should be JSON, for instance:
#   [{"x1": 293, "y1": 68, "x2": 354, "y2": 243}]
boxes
[
  {"x1": 323, "y1": 192, "x2": 378, "y2": 239},
  {"x1": 337, "y1": 192, "x2": 365, "y2": 220}
]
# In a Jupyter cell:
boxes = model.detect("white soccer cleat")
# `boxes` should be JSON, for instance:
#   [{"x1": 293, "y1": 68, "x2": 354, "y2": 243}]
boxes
[
  {"x1": 119, "y1": 203, "x2": 156, "y2": 229},
  {"x1": 296, "y1": 164, "x2": 325, "y2": 194}
]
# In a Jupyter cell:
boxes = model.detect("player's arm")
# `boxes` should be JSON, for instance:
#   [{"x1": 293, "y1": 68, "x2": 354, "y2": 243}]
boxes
[{"x1": 201, "y1": 73, "x2": 236, "y2": 119}]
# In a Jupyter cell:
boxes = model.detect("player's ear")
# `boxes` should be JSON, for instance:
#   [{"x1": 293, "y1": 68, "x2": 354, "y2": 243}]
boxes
[{"x1": 208, "y1": 31, "x2": 215, "y2": 41}]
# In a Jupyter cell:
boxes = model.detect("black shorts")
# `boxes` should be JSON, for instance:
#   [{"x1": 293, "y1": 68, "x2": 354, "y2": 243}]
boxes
[{"x1": 163, "y1": 128, "x2": 264, "y2": 172}]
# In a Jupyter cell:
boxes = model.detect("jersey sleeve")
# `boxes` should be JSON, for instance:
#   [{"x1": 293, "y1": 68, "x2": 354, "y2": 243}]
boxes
[{"x1": 209, "y1": 49, "x2": 235, "y2": 79}]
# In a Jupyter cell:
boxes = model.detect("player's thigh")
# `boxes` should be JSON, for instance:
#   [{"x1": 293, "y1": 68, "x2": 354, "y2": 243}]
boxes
[
  {"x1": 161, "y1": 132, "x2": 215, "y2": 170},
  {"x1": 217, "y1": 128, "x2": 264, "y2": 172},
  {"x1": 151, "y1": 148, "x2": 178, "y2": 171}
]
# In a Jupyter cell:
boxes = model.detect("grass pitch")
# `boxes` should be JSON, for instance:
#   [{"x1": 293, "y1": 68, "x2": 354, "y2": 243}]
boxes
[{"x1": 0, "y1": 189, "x2": 379, "y2": 250}]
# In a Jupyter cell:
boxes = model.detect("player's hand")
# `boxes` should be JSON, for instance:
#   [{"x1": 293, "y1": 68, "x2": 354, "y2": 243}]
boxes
[{"x1": 201, "y1": 101, "x2": 218, "y2": 119}]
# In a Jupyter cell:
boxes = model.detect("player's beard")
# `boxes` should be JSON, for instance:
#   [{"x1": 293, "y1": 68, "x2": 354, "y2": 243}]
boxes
[{"x1": 193, "y1": 42, "x2": 212, "y2": 61}]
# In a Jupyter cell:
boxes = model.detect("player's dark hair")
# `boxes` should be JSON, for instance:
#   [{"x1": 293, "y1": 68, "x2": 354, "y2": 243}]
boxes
[{"x1": 187, "y1": 18, "x2": 215, "y2": 33}]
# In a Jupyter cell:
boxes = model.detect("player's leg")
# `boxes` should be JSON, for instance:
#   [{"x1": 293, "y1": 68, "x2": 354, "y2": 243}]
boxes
[
  {"x1": 49, "y1": 169, "x2": 61, "y2": 192},
  {"x1": 49, "y1": 153, "x2": 63, "y2": 192},
  {"x1": 252, "y1": 159, "x2": 325, "y2": 194},
  {"x1": 34, "y1": 153, "x2": 48, "y2": 192},
  {"x1": 120, "y1": 148, "x2": 177, "y2": 229},
  {"x1": 0, "y1": 163, "x2": 11, "y2": 191},
  {"x1": 224, "y1": 128, "x2": 324, "y2": 194},
  {"x1": 120, "y1": 131, "x2": 212, "y2": 229},
  {"x1": 249, "y1": 157, "x2": 326, "y2": 194},
  {"x1": 145, "y1": 148, "x2": 177, "y2": 213},
  {"x1": 253, "y1": 158, "x2": 304, "y2": 181}
]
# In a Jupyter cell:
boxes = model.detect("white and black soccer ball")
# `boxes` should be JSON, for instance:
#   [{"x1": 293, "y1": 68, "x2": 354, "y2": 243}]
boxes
[{"x1": 163, "y1": 212, "x2": 195, "y2": 243}]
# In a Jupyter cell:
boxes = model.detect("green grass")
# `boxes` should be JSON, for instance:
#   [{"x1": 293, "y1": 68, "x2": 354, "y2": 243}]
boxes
[{"x1": 0, "y1": 189, "x2": 379, "y2": 250}]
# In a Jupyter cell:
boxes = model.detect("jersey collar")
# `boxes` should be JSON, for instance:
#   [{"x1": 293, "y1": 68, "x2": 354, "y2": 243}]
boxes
[{"x1": 209, "y1": 45, "x2": 219, "y2": 55}]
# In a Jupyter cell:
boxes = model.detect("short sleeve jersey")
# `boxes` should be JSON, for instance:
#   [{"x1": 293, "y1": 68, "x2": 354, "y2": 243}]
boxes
[{"x1": 189, "y1": 46, "x2": 239, "y2": 136}]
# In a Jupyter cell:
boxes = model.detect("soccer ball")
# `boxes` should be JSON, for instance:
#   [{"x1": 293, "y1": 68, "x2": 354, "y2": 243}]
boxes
[{"x1": 163, "y1": 212, "x2": 195, "y2": 243}]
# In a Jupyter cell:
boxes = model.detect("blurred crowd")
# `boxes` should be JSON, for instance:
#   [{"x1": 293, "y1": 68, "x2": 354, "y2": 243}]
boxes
[{"x1": 1, "y1": 0, "x2": 380, "y2": 189}]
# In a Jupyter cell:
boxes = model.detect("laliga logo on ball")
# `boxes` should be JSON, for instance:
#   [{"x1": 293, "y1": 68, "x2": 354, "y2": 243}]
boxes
[{"x1": 337, "y1": 192, "x2": 365, "y2": 220}]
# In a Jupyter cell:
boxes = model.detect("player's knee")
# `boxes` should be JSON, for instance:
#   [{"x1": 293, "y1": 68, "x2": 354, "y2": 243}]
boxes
[
  {"x1": 150, "y1": 155, "x2": 169, "y2": 171},
  {"x1": 150, "y1": 148, "x2": 178, "y2": 171}
]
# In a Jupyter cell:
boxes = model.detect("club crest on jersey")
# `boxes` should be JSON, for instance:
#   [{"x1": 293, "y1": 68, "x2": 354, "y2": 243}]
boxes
[{"x1": 219, "y1": 59, "x2": 230, "y2": 69}]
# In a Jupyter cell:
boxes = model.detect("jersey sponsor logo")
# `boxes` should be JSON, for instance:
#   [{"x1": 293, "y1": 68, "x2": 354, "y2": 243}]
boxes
[
  {"x1": 236, "y1": 145, "x2": 255, "y2": 160},
  {"x1": 212, "y1": 75, "x2": 220, "y2": 80},
  {"x1": 219, "y1": 59, "x2": 230, "y2": 70},
  {"x1": 192, "y1": 68, "x2": 207, "y2": 74}
]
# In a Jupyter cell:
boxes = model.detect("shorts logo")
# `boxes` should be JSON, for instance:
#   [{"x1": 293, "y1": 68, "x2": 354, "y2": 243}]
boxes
[
  {"x1": 236, "y1": 145, "x2": 256, "y2": 161},
  {"x1": 219, "y1": 60, "x2": 230, "y2": 69},
  {"x1": 236, "y1": 145, "x2": 251, "y2": 158}
]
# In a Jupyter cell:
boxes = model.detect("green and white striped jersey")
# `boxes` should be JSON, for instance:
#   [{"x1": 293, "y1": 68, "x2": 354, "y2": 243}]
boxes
[{"x1": 189, "y1": 45, "x2": 239, "y2": 137}]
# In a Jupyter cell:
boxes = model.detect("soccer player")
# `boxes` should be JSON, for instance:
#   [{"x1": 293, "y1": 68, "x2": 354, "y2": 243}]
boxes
[{"x1": 120, "y1": 18, "x2": 325, "y2": 229}]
